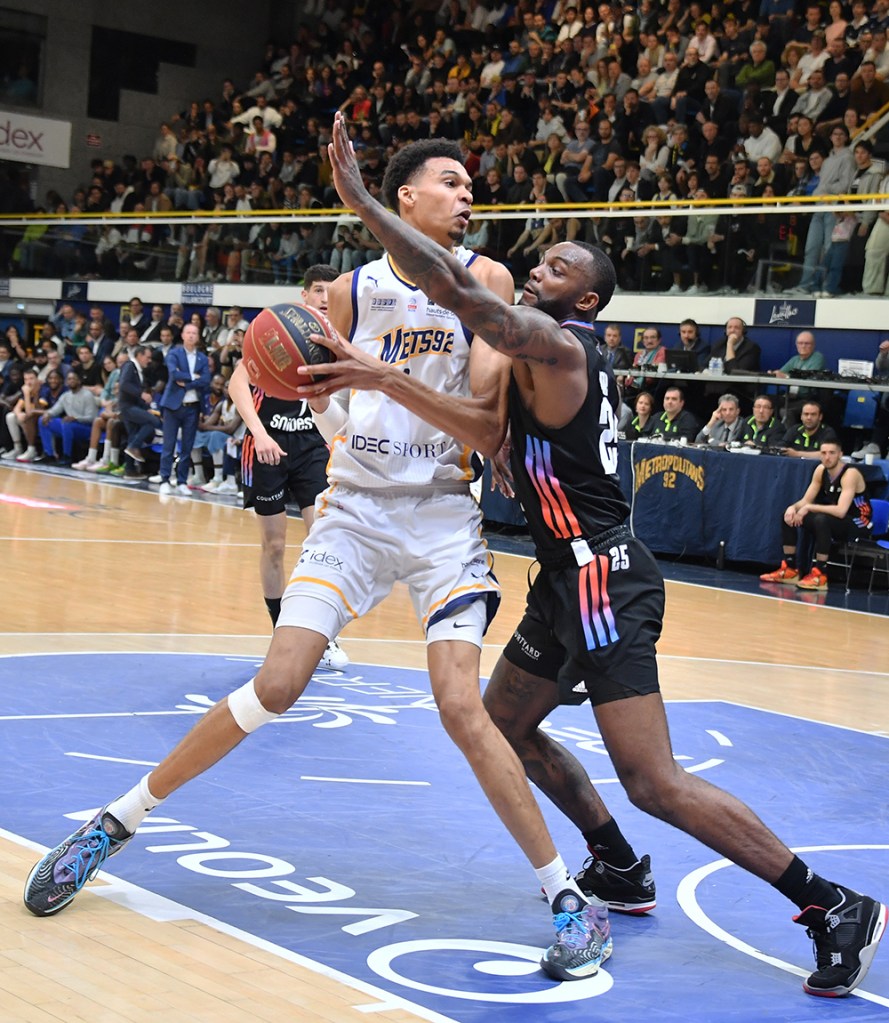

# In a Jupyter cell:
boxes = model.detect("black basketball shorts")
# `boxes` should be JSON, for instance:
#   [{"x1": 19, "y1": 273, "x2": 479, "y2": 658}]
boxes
[
  {"x1": 242, "y1": 431, "x2": 329, "y2": 517},
  {"x1": 503, "y1": 535, "x2": 665, "y2": 707}
]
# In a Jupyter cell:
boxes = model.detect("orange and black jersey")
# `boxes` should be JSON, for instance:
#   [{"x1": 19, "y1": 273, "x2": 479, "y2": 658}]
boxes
[
  {"x1": 249, "y1": 388, "x2": 319, "y2": 436},
  {"x1": 508, "y1": 321, "x2": 630, "y2": 558}
]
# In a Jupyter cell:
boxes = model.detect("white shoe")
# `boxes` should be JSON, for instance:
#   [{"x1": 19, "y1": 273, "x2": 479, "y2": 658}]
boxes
[
  {"x1": 214, "y1": 478, "x2": 239, "y2": 494},
  {"x1": 159, "y1": 482, "x2": 173, "y2": 496},
  {"x1": 176, "y1": 483, "x2": 191, "y2": 496},
  {"x1": 187, "y1": 470, "x2": 206, "y2": 486},
  {"x1": 685, "y1": 284, "x2": 706, "y2": 296},
  {"x1": 86, "y1": 459, "x2": 108, "y2": 472},
  {"x1": 318, "y1": 639, "x2": 349, "y2": 671},
  {"x1": 71, "y1": 457, "x2": 95, "y2": 471},
  {"x1": 200, "y1": 478, "x2": 223, "y2": 492},
  {"x1": 16, "y1": 447, "x2": 38, "y2": 462},
  {"x1": 148, "y1": 473, "x2": 163, "y2": 483},
  {"x1": 1, "y1": 447, "x2": 23, "y2": 460},
  {"x1": 666, "y1": 284, "x2": 683, "y2": 295},
  {"x1": 851, "y1": 442, "x2": 881, "y2": 460}
]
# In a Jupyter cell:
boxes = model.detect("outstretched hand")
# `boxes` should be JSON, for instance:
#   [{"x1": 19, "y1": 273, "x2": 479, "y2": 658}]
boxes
[
  {"x1": 296, "y1": 330, "x2": 388, "y2": 398},
  {"x1": 328, "y1": 111, "x2": 370, "y2": 213}
]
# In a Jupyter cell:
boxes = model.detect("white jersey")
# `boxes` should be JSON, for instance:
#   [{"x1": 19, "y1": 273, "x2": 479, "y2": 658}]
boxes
[{"x1": 328, "y1": 248, "x2": 482, "y2": 491}]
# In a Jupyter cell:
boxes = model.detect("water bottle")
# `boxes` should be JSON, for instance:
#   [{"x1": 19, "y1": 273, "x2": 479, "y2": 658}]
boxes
[
  {"x1": 713, "y1": 358, "x2": 724, "y2": 374},
  {"x1": 707, "y1": 357, "x2": 718, "y2": 374}
]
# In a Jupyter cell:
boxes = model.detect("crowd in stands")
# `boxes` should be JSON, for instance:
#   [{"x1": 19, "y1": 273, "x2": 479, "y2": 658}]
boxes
[
  {"x1": 2, "y1": 0, "x2": 889, "y2": 294},
  {"x1": 2, "y1": 302, "x2": 887, "y2": 490},
  {"x1": 0, "y1": 300, "x2": 247, "y2": 486}
]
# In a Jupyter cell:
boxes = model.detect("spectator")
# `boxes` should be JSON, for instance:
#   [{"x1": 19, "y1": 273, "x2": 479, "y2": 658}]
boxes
[
  {"x1": 2, "y1": 367, "x2": 41, "y2": 462},
  {"x1": 652, "y1": 385, "x2": 700, "y2": 441},
  {"x1": 848, "y1": 61, "x2": 889, "y2": 120},
  {"x1": 674, "y1": 316, "x2": 711, "y2": 368},
  {"x1": 862, "y1": 168, "x2": 889, "y2": 296},
  {"x1": 625, "y1": 389, "x2": 658, "y2": 438},
  {"x1": 792, "y1": 125, "x2": 855, "y2": 294},
  {"x1": 695, "y1": 392, "x2": 745, "y2": 445},
  {"x1": 760, "y1": 439, "x2": 871, "y2": 590},
  {"x1": 37, "y1": 369, "x2": 100, "y2": 466},
  {"x1": 710, "y1": 316, "x2": 762, "y2": 375},
  {"x1": 191, "y1": 378, "x2": 244, "y2": 492},
  {"x1": 782, "y1": 400, "x2": 839, "y2": 458},
  {"x1": 736, "y1": 40, "x2": 776, "y2": 90},
  {"x1": 602, "y1": 323, "x2": 634, "y2": 373},
  {"x1": 72, "y1": 353, "x2": 126, "y2": 473},
  {"x1": 626, "y1": 326, "x2": 668, "y2": 394},
  {"x1": 742, "y1": 393, "x2": 786, "y2": 447}
]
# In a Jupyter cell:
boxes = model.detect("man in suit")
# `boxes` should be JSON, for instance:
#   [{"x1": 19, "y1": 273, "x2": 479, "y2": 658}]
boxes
[
  {"x1": 157, "y1": 323, "x2": 211, "y2": 496},
  {"x1": 85, "y1": 318, "x2": 115, "y2": 365},
  {"x1": 118, "y1": 346, "x2": 158, "y2": 477}
]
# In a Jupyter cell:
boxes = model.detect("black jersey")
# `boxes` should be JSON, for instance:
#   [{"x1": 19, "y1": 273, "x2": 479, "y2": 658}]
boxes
[
  {"x1": 508, "y1": 320, "x2": 630, "y2": 557},
  {"x1": 250, "y1": 388, "x2": 320, "y2": 437},
  {"x1": 818, "y1": 464, "x2": 872, "y2": 528}
]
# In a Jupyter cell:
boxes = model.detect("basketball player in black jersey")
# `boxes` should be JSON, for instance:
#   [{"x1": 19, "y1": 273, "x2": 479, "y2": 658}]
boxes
[
  {"x1": 228, "y1": 264, "x2": 348, "y2": 670},
  {"x1": 308, "y1": 114, "x2": 886, "y2": 997}
]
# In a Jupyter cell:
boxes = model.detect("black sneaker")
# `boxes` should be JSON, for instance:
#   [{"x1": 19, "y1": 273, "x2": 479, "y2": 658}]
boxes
[
  {"x1": 575, "y1": 853, "x2": 656, "y2": 914},
  {"x1": 795, "y1": 884, "x2": 887, "y2": 997}
]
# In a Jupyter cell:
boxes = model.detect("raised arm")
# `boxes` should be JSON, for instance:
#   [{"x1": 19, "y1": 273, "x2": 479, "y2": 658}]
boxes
[{"x1": 324, "y1": 111, "x2": 568, "y2": 369}]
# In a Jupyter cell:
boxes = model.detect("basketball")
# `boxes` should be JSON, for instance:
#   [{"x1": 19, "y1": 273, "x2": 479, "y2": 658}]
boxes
[{"x1": 241, "y1": 303, "x2": 337, "y2": 400}]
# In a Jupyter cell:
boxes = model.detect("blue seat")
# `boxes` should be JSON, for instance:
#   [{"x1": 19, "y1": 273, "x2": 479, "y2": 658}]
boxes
[{"x1": 843, "y1": 389, "x2": 878, "y2": 430}]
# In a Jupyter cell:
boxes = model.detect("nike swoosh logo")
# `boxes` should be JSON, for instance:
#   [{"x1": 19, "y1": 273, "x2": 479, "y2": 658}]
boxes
[{"x1": 452, "y1": 623, "x2": 474, "y2": 629}]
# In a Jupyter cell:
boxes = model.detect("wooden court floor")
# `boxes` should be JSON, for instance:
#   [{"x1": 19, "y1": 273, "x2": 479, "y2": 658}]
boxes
[{"x1": 1, "y1": 465, "x2": 887, "y2": 1022}]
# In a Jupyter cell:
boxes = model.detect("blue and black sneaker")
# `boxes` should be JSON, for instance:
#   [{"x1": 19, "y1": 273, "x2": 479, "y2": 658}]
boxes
[
  {"x1": 540, "y1": 889, "x2": 612, "y2": 982},
  {"x1": 24, "y1": 807, "x2": 133, "y2": 917}
]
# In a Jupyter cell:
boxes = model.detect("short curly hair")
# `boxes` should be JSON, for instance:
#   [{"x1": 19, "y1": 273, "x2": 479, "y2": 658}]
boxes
[{"x1": 381, "y1": 139, "x2": 463, "y2": 213}]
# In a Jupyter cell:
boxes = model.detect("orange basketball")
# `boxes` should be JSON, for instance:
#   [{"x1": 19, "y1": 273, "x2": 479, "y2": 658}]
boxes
[{"x1": 241, "y1": 303, "x2": 337, "y2": 400}]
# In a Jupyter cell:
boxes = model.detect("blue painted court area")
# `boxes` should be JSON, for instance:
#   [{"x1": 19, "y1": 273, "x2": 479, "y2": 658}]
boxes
[{"x1": 3, "y1": 653, "x2": 888, "y2": 1022}]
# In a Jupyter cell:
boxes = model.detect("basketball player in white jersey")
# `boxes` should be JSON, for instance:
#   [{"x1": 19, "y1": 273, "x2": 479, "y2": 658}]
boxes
[{"x1": 25, "y1": 139, "x2": 610, "y2": 982}]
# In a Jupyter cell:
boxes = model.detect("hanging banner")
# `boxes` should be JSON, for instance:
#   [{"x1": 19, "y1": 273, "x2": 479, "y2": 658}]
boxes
[{"x1": 0, "y1": 110, "x2": 72, "y2": 168}]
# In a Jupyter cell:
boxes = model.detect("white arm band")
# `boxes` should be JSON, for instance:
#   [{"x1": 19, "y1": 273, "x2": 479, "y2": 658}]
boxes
[{"x1": 311, "y1": 396, "x2": 349, "y2": 444}]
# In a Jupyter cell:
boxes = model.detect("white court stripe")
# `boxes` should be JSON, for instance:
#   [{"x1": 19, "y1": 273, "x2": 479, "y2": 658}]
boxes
[
  {"x1": 677, "y1": 845, "x2": 889, "y2": 1008},
  {"x1": 301, "y1": 775, "x2": 430, "y2": 786},
  {"x1": 0, "y1": 536, "x2": 263, "y2": 546},
  {"x1": 66, "y1": 752, "x2": 160, "y2": 766},
  {"x1": 0, "y1": 710, "x2": 201, "y2": 721}
]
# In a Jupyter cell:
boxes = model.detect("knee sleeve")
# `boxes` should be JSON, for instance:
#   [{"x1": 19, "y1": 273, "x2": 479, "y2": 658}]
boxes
[{"x1": 227, "y1": 677, "x2": 280, "y2": 733}]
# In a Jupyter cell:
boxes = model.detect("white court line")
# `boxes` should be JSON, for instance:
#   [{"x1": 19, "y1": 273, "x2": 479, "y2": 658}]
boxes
[
  {"x1": 301, "y1": 775, "x2": 430, "y2": 786},
  {"x1": 1, "y1": 641, "x2": 885, "y2": 677},
  {"x1": 0, "y1": 536, "x2": 264, "y2": 547},
  {"x1": 677, "y1": 846, "x2": 889, "y2": 1008},
  {"x1": 0, "y1": 825, "x2": 460, "y2": 1023},
  {"x1": 66, "y1": 752, "x2": 160, "y2": 766}
]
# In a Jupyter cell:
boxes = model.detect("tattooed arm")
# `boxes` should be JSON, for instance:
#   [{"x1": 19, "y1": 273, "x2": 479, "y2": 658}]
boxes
[{"x1": 326, "y1": 113, "x2": 589, "y2": 426}]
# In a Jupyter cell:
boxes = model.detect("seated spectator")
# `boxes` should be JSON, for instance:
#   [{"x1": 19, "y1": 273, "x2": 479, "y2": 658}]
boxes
[
  {"x1": 736, "y1": 41, "x2": 776, "y2": 91},
  {"x1": 849, "y1": 61, "x2": 889, "y2": 121},
  {"x1": 695, "y1": 392, "x2": 745, "y2": 445},
  {"x1": 743, "y1": 393, "x2": 786, "y2": 447},
  {"x1": 2, "y1": 367, "x2": 41, "y2": 461},
  {"x1": 37, "y1": 369, "x2": 100, "y2": 466},
  {"x1": 602, "y1": 322, "x2": 634, "y2": 371},
  {"x1": 760, "y1": 439, "x2": 871, "y2": 590},
  {"x1": 74, "y1": 345, "x2": 105, "y2": 396},
  {"x1": 782, "y1": 400, "x2": 839, "y2": 458},
  {"x1": 191, "y1": 379, "x2": 244, "y2": 492},
  {"x1": 73, "y1": 352, "x2": 126, "y2": 473},
  {"x1": 669, "y1": 189, "x2": 719, "y2": 294},
  {"x1": 652, "y1": 385, "x2": 699, "y2": 441},
  {"x1": 709, "y1": 316, "x2": 762, "y2": 375},
  {"x1": 770, "y1": 330, "x2": 828, "y2": 418},
  {"x1": 674, "y1": 316, "x2": 711, "y2": 368},
  {"x1": 625, "y1": 389, "x2": 658, "y2": 439},
  {"x1": 625, "y1": 326, "x2": 668, "y2": 394}
]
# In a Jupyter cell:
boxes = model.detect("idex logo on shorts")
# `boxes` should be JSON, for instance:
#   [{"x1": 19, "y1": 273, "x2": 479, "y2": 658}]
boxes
[{"x1": 299, "y1": 550, "x2": 345, "y2": 572}]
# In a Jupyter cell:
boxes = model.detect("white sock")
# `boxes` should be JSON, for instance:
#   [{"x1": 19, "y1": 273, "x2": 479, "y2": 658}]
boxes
[
  {"x1": 535, "y1": 854, "x2": 585, "y2": 906},
  {"x1": 106, "y1": 773, "x2": 164, "y2": 833},
  {"x1": 86, "y1": 448, "x2": 98, "y2": 464},
  {"x1": 110, "y1": 447, "x2": 120, "y2": 464},
  {"x1": 102, "y1": 438, "x2": 112, "y2": 461}
]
